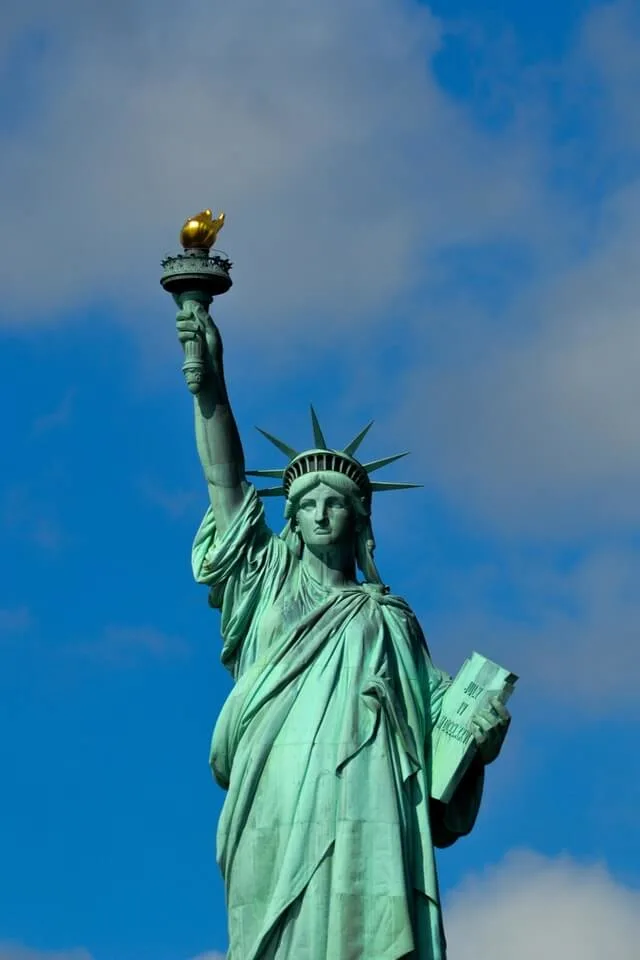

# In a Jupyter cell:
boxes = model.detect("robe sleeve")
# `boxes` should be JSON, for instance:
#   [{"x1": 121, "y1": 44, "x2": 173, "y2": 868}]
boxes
[
  {"x1": 429, "y1": 758, "x2": 485, "y2": 848},
  {"x1": 191, "y1": 484, "x2": 288, "y2": 673}
]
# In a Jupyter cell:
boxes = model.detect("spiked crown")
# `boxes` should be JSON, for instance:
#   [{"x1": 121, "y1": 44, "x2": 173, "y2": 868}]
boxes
[{"x1": 246, "y1": 405, "x2": 421, "y2": 504}]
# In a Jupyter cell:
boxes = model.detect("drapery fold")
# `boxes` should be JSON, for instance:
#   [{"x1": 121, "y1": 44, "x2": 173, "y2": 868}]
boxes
[{"x1": 193, "y1": 485, "x2": 483, "y2": 959}]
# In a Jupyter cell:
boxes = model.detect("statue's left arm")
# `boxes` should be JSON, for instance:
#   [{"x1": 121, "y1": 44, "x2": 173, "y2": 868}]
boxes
[
  {"x1": 426, "y1": 674, "x2": 511, "y2": 847},
  {"x1": 429, "y1": 690, "x2": 511, "y2": 845},
  {"x1": 422, "y1": 664, "x2": 486, "y2": 848},
  {"x1": 429, "y1": 755, "x2": 485, "y2": 849},
  {"x1": 402, "y1": 613, "x2": 511, "y2": 847}
]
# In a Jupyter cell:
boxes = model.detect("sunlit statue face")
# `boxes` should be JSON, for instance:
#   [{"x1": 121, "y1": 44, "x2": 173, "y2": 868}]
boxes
[{"x1": 295, "y1": 482, "x2": 354, "y2": 548}]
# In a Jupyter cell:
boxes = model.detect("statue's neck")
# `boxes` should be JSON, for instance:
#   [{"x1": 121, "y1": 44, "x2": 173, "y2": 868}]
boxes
[{"x1": 301, "y1": 544, "x2": 357, "y2": 588}]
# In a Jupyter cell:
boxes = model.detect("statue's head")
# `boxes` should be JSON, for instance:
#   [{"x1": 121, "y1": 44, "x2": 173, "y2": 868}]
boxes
[
  {"x1": 247, "y1": 406, "x2": 421, "y2": 585},
  {"x1": 282, "y1": 469, "x2": 380, "y2": 582},
  {"x1": 288, "y1": 478, "x2": 358, "y2": 549}
]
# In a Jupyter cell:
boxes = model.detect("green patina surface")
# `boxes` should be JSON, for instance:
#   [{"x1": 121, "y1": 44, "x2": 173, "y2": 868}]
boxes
[{"x1": 164, "y1": 230, "x2": 511, "y2": 959}]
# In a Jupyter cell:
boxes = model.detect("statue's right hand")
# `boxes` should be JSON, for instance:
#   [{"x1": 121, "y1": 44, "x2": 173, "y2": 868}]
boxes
[{"x1": 176, "y1": 302, "x2": 223, "y2": 371}]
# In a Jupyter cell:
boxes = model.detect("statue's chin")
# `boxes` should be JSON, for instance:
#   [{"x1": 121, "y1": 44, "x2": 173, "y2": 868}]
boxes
[{"x1": 303, "y1": 531, "x2": 341, "y2": 546}]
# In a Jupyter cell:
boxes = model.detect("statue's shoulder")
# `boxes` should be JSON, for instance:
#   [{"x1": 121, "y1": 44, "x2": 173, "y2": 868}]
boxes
[
  {"x1": 360, "y1": 582, "x2": 390, "y2": 598},
  {"x1": 361, "y1": 583, "x2": 415, "y2": 616}
]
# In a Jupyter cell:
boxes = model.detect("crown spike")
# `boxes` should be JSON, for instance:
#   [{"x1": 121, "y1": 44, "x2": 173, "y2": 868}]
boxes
[
  {"x1": 251, "y1": 417, "x2": 420, "y2": 501},
  {"x1": 362, "y1": 452, "x2": 410, "y2": 474},
  {"x1": 343, "y1": 421, "x2": 374, "y2": 456},
  {"x1": 369, "y1": 481, "x2": 423, "y2": 492},
  {"x1": 256, "y1": 486, "x2": 286, "y2": 497},
  {"x1": 246, "y1": 468, "x2": 286, "y2": 479},
  {"x1": 310, "y1": 405, "x2": 327, "y2": 448},
  {"x1": 255, "y1": 427, "x2": 298, "y2": 459}
]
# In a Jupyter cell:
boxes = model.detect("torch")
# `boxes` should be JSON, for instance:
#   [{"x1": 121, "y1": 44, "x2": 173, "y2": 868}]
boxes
[{"x1": 160, "y1": 209, "x2": 233, "y2": 394}]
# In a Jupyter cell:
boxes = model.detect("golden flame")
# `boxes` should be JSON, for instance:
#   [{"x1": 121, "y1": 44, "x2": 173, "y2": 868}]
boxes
[{"x1": 180, "y1": 209, "x2": 225, "y2": 250}]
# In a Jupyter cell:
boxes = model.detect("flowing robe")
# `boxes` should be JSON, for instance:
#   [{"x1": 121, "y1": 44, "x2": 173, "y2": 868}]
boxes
[{"x1": 192, "y1": 485, "x2": 484, "y2": 960}]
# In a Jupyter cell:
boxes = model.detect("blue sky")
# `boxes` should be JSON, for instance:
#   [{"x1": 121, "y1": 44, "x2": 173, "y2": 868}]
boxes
[{"x1": 1, "y1": 1, "x2": 640, "y2": 958}]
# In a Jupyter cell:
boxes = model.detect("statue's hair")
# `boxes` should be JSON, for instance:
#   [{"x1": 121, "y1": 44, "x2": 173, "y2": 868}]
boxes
[{"x1": 280, "y1": 471, "x2": 383, "y2": 585}]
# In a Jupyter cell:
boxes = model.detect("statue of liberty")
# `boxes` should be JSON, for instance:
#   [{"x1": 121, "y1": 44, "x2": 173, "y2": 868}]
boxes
[{"x1": 170, "y1": 214, "x2": 511, "y2": 960}]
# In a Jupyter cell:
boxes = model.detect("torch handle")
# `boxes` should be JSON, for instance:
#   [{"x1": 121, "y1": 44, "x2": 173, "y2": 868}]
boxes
[
  {"x1": 182, "y1": 335, "x2": 207, "y2": 395},
  {"x1": 176, "y1": 293, "x2": 213, "y2": 395}
]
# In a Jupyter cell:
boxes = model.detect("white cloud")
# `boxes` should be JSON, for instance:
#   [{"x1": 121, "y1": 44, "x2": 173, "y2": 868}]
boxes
[
  {"x1": 3, "y1": 853, "x2": 639, "y2": 960},
  {"x1": 576, "y1": 0, "x2": 640, "y2": 148},
  {"x1": 421, "y1": 543, "x2": 640, "y2": 713},
  {"x1": 3, "y1": 2, "x2": 640, "y2": 720},
  {"x1": 398, "y1": 182, "x2": 640, "y2": 534},
  {"x1": 0, "y1": 948, "x2": 92, "y2": 960},
  {"x1": 5, "y1": 1, "x2": 640, "y2": 537},
  {"x1": 445, "y1": 849, "x2": 640, "y2": 960},
  {"x1": 0, "y1": 946, "x2": 226, "y2": 960},
  {"x1": 385, "y1": 2, "x2": 640, "y2": 536},
  {"x1": 0, "y1": 0, "x2": 544, "y2": 333},
  {"x1": 512, "y1": 545, "x2": 640, "y2": 707}
]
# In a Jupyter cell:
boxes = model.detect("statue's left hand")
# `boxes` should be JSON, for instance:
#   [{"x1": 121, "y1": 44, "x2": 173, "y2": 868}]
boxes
[{"x1": 470, "y1": 696, "x2": 511, "y2": 765}]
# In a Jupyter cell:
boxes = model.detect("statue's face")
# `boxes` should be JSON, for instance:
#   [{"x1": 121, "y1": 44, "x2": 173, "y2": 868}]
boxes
[{"x1": 295, "y1": 482, "x2": 353, "y2": 548}]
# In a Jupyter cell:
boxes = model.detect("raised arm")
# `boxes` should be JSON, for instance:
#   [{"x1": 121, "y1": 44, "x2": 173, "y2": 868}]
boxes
[{"x1": 177, "y1": 301, "x2": 249, "y2": 533}]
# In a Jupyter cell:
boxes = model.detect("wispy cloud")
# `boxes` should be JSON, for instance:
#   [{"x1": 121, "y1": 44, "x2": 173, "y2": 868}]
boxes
[
  {"x1": 1, "y1": 486, "x2": 65, "y2": 551},
  {"x1": 0, "y1": 0, "x2": 546, "y2": 336},
  {"x1": 0, "y1": 947, "x2": 92, "y2": 960},
  {"x1": 5, "y1": 852, "x2": 638, "y2": 960},
  {"x1": 422, "y1": 544, "x2": 640, "y2": 714},
  {"x1": 31, "y1": 389, "x2": 75, "y2": 436},
  {"x1": 3, "y1": 1, "x2": 640, "y2": 535},
  {"x1": 138, "y1": 477, "x2": 199, "y2": 520},
  {"x1": 0, "y1": 606, "x2": 34, "y2": 635},
  {"x1": 0, "y1": 948, "x2": 226, "y2": 960},
  {"x1": 445, "y1": 848, "x2": 640, "y2": 960},
  {"x1": 387, "y1": 2, "x2": 640, "y2": 537},
  {"x1": 70, "y1": 624, "x2": 189, "y2": 666}
]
